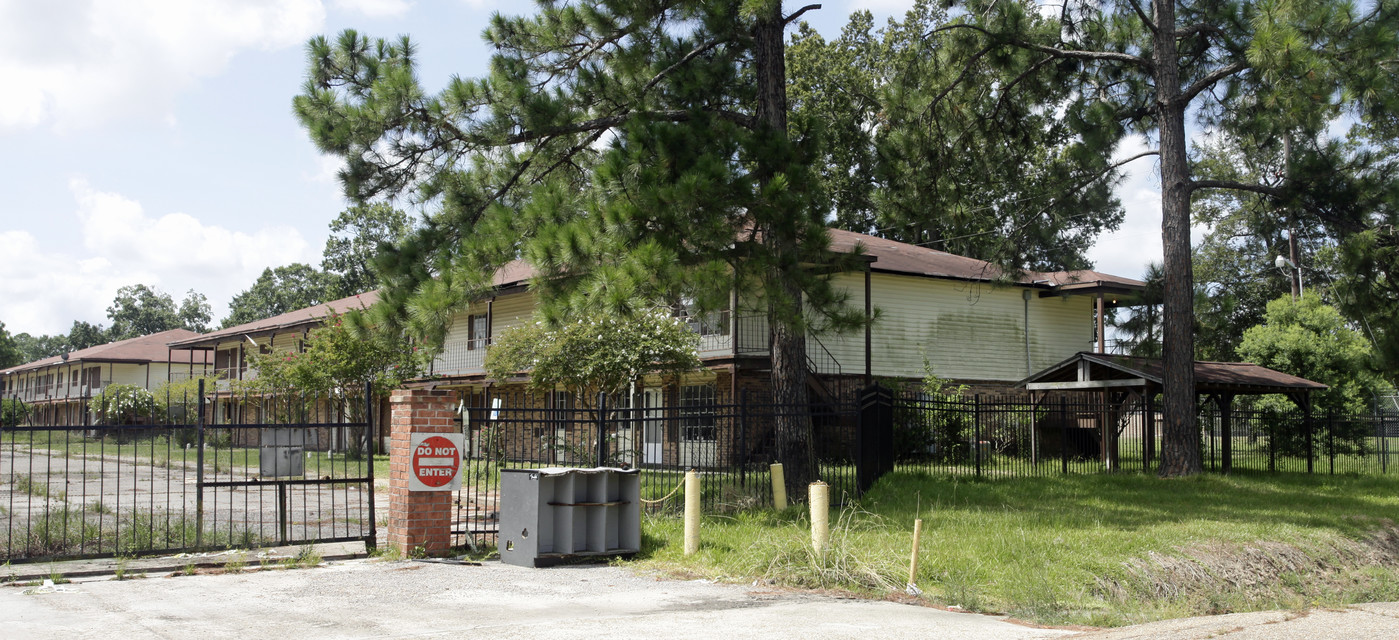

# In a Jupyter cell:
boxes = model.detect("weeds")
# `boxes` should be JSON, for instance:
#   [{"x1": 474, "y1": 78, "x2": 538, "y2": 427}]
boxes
[
  {"x1": 13, "y1": 474, "x2": 51, "y2": 499},
  {"x1": 279, "y1": 546, "x2": 322, "y2": 569},
  {"x1": 223, "y1": 554, "x2": 247, "y2": 574}
]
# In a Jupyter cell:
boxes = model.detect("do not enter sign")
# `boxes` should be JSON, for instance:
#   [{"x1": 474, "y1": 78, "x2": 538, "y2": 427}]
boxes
[{"x1": 408, "y1": 433, "x2": 464, "y2": 491}]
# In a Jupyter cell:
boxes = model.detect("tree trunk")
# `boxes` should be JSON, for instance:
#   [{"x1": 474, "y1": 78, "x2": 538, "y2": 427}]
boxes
[
  {"x1": 1153, "y1": 0, "x2": 1201, "y2": 477},
  {"x1": 755, "y1": 5, "x2": 817, "y2": 496}
]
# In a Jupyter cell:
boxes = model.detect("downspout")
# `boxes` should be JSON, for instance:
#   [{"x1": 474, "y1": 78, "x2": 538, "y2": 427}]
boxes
[{"x1": 1022, "y1": 289, "x2": 1032, "y2": 376}]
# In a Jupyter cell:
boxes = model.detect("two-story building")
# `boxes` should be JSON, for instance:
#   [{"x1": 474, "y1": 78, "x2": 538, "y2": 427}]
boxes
[{"x1": 1, "y1": 329, "x2": 208, "y2": 425}]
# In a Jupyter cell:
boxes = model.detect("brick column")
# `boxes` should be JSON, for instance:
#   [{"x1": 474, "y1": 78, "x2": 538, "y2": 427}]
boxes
[{"x1": 387, "y1": 388, "x2": 460, "y2": 556}]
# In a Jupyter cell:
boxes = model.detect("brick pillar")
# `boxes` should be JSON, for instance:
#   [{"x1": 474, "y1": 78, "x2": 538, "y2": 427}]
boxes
[{"x1": 387, "y1": 388, "x2": 460, "y2": 556}]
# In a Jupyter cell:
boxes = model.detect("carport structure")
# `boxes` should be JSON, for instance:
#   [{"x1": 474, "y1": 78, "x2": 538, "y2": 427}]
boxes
[{"x1": 1019, "y1": 352, "x2": 1329, "y2": 473}]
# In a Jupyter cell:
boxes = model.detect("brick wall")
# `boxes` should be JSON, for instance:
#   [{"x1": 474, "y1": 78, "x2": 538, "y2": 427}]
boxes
[{"x1": 386, "y1": 388, "x2": 460, "y2": 556}]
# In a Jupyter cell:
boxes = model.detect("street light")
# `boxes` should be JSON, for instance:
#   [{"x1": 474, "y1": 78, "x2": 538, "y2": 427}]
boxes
[{"x1": 1275, "y1": 254, "x2": 1302, "y2": 301}]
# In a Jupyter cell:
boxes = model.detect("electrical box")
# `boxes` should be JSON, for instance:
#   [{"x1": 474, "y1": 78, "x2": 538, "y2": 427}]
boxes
[
  {"x1": 499, "y1": 467, "x2": 641, "y2": 567},
  {"x1": 260, "y1": 428, "x2": 313, "y2": 478}
]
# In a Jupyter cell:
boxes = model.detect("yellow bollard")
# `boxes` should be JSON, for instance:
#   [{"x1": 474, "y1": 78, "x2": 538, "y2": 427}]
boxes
[
  {"x1": 809, "y1": 481, "x2": 830, "y2": 555},
  {"x1": 770, "y1": 463, "x2": 787, "y2": 511},
  {"x1": 907, "y1": 518, "x2": 924, "y2": 593},
  {"x1": 683, "y1": 469, "x2": 700, "y2": 556}
]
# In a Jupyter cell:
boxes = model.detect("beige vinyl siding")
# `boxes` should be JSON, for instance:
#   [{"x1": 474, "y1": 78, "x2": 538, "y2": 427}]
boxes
[
  {"x1": 434, "y1": 290, "x2": 540, "y2": 376},
  {"x1": 805, "y1": 272, "x2": 1094, "y2": 382}
]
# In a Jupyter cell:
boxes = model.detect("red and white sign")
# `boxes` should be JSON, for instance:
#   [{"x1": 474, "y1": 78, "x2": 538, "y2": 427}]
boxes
[{"x1": 408, "y1": 433, "x2": 464, "y2": 491}]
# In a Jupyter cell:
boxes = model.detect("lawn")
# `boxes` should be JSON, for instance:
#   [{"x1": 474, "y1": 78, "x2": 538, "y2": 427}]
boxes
[{"x1": 631, "y1": 470, "x2": 1399, "y2": 627}]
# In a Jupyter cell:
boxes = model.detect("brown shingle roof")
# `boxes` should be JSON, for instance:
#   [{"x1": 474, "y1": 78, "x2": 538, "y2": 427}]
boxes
[
  {"x1": 1021, "y1": 352, "x2": 1329, "y2": 394},
  {"x1": 2, "y1": 329, "x2": 204, "y2": 375},
  {"x1": 166, "y1": 291, "x2": 382, "y2": 348}
]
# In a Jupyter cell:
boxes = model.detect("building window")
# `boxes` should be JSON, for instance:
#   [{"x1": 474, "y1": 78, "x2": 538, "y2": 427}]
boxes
[
  {"x1": 467, "y1": 314, "x2": 490, "y2": 350},
  {"x1": 679, "y1": 384, "x2": 717, "y2": 442},
  {"x1": 676, "y1": 298, "x2": 729, "y2": 337}
]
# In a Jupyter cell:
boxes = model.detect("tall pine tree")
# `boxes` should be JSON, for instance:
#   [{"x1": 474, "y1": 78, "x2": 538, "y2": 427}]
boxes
[
  {"x1": 296, "y1": 0, "x2": 863, "y2": 492},
  {"x1": 932, "y1": 0, "x2": 1396, "y2": 476}
]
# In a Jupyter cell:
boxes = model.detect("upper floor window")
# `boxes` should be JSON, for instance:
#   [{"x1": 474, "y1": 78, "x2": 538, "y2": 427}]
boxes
[
  {"x1": 467, "y1": 314, "x2": 490, "y2": 350},
  {"x1": 677, "y1": 298, "x2": 729, "y2": 337}
]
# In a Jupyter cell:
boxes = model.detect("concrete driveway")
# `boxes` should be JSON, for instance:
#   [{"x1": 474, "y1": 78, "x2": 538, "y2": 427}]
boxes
[{"x1": 0, "y1": 558, "x2": 1070, "y2": 640}]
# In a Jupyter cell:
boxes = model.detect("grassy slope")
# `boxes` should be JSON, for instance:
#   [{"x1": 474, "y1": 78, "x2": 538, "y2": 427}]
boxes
[{"x1": 632, "y1": 471, "x2": 1399, "y2": 626}]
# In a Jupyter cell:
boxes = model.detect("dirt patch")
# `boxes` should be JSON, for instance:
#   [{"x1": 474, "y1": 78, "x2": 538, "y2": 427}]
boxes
[{"x1": 1096, "y1": 523, "x2": 1399, "y2": 607}]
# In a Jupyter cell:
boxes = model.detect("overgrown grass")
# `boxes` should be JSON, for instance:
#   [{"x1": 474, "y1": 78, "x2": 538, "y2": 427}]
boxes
[
  {"x1": 2, "y1": 506, "x2": 273, "y2": 561},
  {"x1": 632, "y1": 470, "x2": 1399, "y2": 627}
]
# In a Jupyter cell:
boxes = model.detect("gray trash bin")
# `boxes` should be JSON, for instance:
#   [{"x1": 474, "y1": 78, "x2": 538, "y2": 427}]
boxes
[{"x1": 499, "y1": 467, "x2": 641, "y2": 567}]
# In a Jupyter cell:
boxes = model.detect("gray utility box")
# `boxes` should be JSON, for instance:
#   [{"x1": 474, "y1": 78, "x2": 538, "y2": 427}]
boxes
[
  {"x1": 499, "y1": 467, "x2": 641, "y2": 567},
  {"x1": 260, "y1": 428, "x2": 314, "y2": 478}
]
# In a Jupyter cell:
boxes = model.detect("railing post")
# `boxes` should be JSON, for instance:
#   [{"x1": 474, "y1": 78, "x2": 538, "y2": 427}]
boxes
[
  {"x1": 195, "y1": 379, "x2": 205, "y2": 550},
  {"x1": 974, "y1": 395, "x2": 982, "y2": 478}
]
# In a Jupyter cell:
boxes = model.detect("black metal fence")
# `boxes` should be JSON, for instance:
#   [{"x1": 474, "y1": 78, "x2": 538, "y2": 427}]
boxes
[
  {"x1": 893, "y1": 391, "x2": 1399, "y2": 478},
  {"x1": 452, "y1": 390, "x2": 864, "y2": 548},
  {"x1": 1, "y1": 382, "x2": 376, "y2": 563}
]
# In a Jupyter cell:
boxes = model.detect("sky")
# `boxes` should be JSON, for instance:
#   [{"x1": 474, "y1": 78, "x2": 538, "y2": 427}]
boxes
[{"x1": 0, "y1": 0, "x2": 1167, "y2": 338}]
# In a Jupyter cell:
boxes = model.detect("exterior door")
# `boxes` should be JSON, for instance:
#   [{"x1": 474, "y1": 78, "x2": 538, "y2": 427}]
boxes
[{"x1": 643, "y1": 388, "x2": 664, "y2": 465}]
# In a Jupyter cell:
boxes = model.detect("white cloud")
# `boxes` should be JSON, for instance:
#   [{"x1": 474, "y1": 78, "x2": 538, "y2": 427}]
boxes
[
  {"x1": 333, "y1": 0, "x2": 413, "y2": 18},
  {"x1": 305, "y1": 154, "x2": 347, "y2": 184},
  {"x1": 1086, "y1": 137, "x2": 1209, "y2": 280},
  {"x1": 0, "y1": 180, "x2": 317, "y2": 336},
  {"x1": 0, "y1": 0, "x2": 326, "y2": 132}
]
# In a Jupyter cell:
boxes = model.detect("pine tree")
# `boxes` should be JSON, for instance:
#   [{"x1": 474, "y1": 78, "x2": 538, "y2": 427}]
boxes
[
  {"x1": 296, "y1": 0, "x2": 863, "y2": 492},
  {"x1": 934, "y1": 0, "x2": 1397, "y2": 476}
]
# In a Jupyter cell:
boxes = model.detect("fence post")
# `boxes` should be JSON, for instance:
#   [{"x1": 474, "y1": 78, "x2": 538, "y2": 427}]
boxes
[
  {"x1": 1305, "y1": 403, "x2": 1314, "y2": 474},
  {"x1": 1381, "y1": 405, "x2": 1389, "y2": 475},
  {"x1": 856, "y1": 385, "x2": 893, "y2": 495},
  {"x1": 974, "y1": 395, "x2": 983, "y2": 478},
  {"x1": 1328, "y1": 407, "x2": 1335, "y2": 476},
  {"x1": 364, "y1": 380, "x2": 377, "y2": 553},
  {"x1": 596, "y1": 391, "x2": 608, "y2": 468},
  {"x1": 195, "y1": 379, "x2": 205, "y2": 550},
  {"x1": 738, "y1": 389, "x2": 747, "y2": 489},
  {"x1": 1060, "y1": 397, "x2": 1069, "y2": 474},
  {"x1": 1220, "y1": 396, "x2": 1233, "y2": 476}
]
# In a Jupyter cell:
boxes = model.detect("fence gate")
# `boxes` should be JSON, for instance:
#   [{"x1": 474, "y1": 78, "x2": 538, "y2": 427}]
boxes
[{"x1": 1, "y1": 381, "x2": 376, "y2": 564}]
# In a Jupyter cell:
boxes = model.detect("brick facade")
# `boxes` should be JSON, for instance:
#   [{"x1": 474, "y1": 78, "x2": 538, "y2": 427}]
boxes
[{"x1": 386, "y1": 388, "x2": 460, "y2": 556}]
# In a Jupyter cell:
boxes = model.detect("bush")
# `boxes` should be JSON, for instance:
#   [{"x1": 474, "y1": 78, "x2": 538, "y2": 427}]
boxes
[
  {"x1": 1, "y1": 398, "x2": 29, "y2": 427},
  {"x1": 88, "y1": 384, "x2": 157, "y2": 425}
]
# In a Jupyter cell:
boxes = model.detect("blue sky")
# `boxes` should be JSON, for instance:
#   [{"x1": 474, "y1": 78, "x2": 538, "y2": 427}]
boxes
[{"x1": 0, "y1": 0, "x2": 1164, "y2": 337}]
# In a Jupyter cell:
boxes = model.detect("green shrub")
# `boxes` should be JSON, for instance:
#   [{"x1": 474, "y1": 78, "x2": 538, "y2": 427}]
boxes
[{"x1": 2, "y1": 398, "x2": 29, "y2": 427}]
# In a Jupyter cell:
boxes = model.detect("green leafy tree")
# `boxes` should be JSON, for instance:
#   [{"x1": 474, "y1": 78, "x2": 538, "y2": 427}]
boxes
[
  {"x1": 107, "y1": 284, "x2": 208, "y2": 340},
  {"x1": 244, "y1": 310, "x2": 428, "y2": 413},
  {"x1": 485, "y1": 311, "x2": 701, "y2": 403},
  {"x1": 1238, "y1": 293, "x2": 1386, "y2": 454},
  {"x1": 296, "y1": 0, "x2": 866, "y2": 491},
  {"x1": 936, "y1": 0, "x2": 1397, "y2": 476},
  {"x1": 1, "y1": 398, "x2": 29, "y2": 427},
  {"x1": 11, "y1": 332, "x2": 69, "y2": 362},
  {"x1": 243, "y1": 310, "x2": 428, "y2": 458},
  {"x1": 0, "y1": 321, "x2": 23, "y2": 370},
  {"x1": 321, "y1": 203, "x2": 410, "y2": 298},
  {"x1": 66, "y1": 320, "x2": 110, "y2": 351},
  {"x1": 222, "y1": 264, "x2": 335, "y2": 328},
  {"x1": 178, "y1": 290, "x2": 212, "y2": 333},
  {"x1": 788, "y1": 2, "x2": 1125, "y2": 271}
]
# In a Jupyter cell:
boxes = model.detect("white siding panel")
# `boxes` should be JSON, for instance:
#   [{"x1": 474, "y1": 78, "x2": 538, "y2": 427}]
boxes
[{"x1": 810, "y1": 272, "x2": 1095, "y2": 383}]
